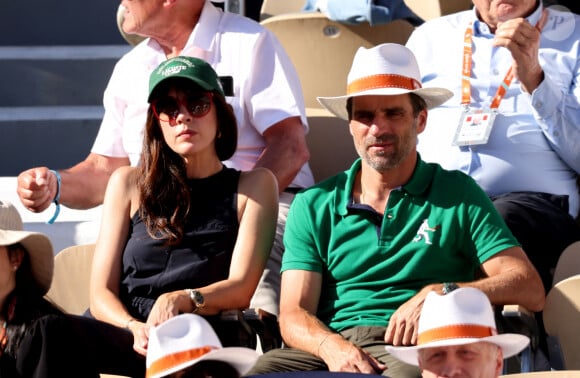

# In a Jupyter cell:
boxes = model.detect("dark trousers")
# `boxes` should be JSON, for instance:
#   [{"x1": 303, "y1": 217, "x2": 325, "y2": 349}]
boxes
[
  {"x1": 491, "y1": 191, "x2": 580, "y2": 358},
  {"x1": 247, "y1": 326, "x2": 421, "y2": 378},
  {"x1": 15, "y1": 314, "x2": 145, "y2": 378},
  {"x1": 491, "y1": 191, "x2": 580, "y2": 292}
]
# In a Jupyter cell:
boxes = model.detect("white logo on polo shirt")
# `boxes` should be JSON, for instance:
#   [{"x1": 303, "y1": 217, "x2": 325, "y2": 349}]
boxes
[{"x1": 413, "y1": 219, "x2": 438, "y2": 245}]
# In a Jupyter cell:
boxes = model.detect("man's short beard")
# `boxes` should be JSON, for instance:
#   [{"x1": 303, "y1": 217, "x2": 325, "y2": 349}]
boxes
[{"x1": 364, "y1": 149, "x2": 406, "y2": 172}]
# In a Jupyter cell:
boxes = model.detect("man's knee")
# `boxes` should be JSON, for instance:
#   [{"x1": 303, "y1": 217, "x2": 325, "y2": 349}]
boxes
[{"x1": 246, "y1": 348, "x2": 326, "y2": 375}]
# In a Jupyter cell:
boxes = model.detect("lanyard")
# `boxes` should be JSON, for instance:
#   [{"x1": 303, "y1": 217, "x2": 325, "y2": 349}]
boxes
[
  {"x1": 461, "y1": 22, "x2": 515, "y2": 109},
  {"x1": 461, "y1": 14, "x2": 544, "y2": 109}
]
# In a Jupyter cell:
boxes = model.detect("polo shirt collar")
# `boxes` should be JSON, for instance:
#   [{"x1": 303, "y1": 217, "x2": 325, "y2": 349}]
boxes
[
  {"x1": 144, "y1": 1, "x2": 221, "y2": 67},
  {"x1": 473, "y1": 1, "x2": 543, "y2": 36},
  {"x1": 336, "y1": 154, "x2": 435, "y2": 216},
  {"x1": 185, "y1": 1, "x2": 221, "y2": 54}
]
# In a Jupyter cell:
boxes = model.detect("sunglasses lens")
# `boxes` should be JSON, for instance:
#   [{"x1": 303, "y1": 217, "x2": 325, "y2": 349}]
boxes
[
  {"x1": 187, "y1": 95, "x2": 211, "y2": 117},
  {"x1": 153, "y1": 93, "x2": 212, "y2": 121},
  {"x1": 153, "y1": 98, "x2": 180, "y2": 122}
]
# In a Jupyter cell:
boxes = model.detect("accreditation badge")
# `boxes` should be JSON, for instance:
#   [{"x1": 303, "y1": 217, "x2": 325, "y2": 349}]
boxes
[{"x1": 452, "y1": 108, "x2": 497, "y2": 146}]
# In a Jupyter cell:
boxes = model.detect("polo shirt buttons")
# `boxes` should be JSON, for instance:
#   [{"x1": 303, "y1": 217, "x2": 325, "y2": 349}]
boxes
[{"x1": 386, "y1": 213, "x2": 393, "y2": 219}]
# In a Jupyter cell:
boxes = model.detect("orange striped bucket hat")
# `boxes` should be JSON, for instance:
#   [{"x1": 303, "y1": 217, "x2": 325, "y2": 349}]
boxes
[
  {"x1": 317, "y1": 43, "x2": 453, "y2": 120},
  {"x1": 385, "y1": 287, "x2": 530, "y2": 366},
  {"x1": 146, "y1": 314, "x2": 259, "y2": 378}
]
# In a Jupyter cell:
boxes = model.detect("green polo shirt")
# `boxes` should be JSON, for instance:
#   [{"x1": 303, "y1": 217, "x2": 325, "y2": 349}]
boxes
[{"x1": 282, "y1": 156, "x2": 518, "y2": 332}]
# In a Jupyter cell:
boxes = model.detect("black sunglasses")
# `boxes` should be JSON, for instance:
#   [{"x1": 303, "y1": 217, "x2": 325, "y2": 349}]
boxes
[{"x1": 152, "y1": 92, "x2": 214, "y2": 122}]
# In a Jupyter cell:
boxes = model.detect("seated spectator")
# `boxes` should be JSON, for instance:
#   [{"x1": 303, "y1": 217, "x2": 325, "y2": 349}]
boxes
[
  {"x1": 386, "y1": 287, "x2": 530, "y2": 378},
  {"x1": 17, "y1": 0, "x2": 313, "y2": 318},
  {"x1": 146, "y1": 313, "x2": 259, "y2": 378},
  {"x1": 0, "y1": 200, "x2": 143, "y2": 377},
  {"x1": 246, "y1": 43, "x2": 544, "y2": 378},
  {"x1": 89, "y1": 57, "x2": 279, "y2": 356},
  {"x1": 303, "y1": 0, "x2": 423, "y2": 25},
  {"x1": 406, "y1": 0, "x2": 580, "y2": 293}
]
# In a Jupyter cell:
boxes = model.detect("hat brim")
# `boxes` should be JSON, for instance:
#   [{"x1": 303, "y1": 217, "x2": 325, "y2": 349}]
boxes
[
  {"x1": 385, "y1": 333, "x2": 530, "y2": 366},
  {"x1": 149, "y1": 347, "x2": 259, "y2": 378},
  {"x1": 147, "y1": 75, "x2": 218, "y2": 103},
  {"x1": 0, "y1": 230, "x2": 53, "y2": 295},
  {"x1": 317, "y1": 87, "x2": 453, "y2": 121}
]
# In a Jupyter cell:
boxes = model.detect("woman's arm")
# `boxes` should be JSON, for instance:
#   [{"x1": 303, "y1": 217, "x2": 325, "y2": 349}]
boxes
[{"x1": 89, "y1": 166, "x2": 137, "y2": 328}]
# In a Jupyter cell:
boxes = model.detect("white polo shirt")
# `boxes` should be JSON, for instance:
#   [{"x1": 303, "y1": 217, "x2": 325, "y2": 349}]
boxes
[{"x1": 92, "y1": 1, "x2": 314, "y2": 188}]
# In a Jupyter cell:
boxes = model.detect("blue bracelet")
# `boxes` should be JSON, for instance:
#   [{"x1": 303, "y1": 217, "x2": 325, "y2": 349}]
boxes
[{"x1": 47, "y1": 170, "x2": 61, "y2": 224}]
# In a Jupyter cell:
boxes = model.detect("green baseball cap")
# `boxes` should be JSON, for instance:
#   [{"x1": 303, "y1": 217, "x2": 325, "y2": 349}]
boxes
[{"x1": 148, "y1": 56, "x2": 225, "y2": 102}]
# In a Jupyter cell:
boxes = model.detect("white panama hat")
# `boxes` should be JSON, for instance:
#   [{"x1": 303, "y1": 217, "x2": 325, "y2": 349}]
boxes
[
  {"x1": 385, "y1": 287, "x2": 530, "y2": 366},
  {"x1": 146, "y1": 313, "x2": 259, "y2": 378},
  {"x1": 0, "y1": 200, "x2": 53, "y2": 295},
  {"x1": 317, "y1": 43, "x2": 453, "y2": 120}
]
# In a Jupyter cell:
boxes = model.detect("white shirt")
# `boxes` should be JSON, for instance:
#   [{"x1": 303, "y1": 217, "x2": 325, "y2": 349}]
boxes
[{"x1": 92, "y1": 1, "x2": 314, "y2": 188}]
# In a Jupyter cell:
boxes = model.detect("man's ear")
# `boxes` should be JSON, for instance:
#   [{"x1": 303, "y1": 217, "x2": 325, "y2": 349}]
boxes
[
  {"x1": 416, "y1": 109, "x2": 428, "y2": 134},
  {"x1": 495, "y1": 347, "x2": 504, "y2": 376}
]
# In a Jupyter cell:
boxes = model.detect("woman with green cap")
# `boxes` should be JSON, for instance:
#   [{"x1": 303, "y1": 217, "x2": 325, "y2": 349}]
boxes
[{"x1": 89, "y1": 56, "x2": 278, "y2": 356}]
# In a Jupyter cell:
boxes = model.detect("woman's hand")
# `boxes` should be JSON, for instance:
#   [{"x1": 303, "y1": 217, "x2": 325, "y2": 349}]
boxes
[
  {"x1": 128, "y1": 320, "x2": 150, "y2": 356},
  {"x1": 146, "y1": 290, "x2": 192, "y2": 327}
]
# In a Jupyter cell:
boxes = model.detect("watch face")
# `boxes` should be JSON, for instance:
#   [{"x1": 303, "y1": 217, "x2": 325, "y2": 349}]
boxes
[
  {"x1": 193, "y1": 290, "x2": 205, "y2": 306},
  {"x1": 442, "y1": 283, "x2": 459, "y2": 295}
]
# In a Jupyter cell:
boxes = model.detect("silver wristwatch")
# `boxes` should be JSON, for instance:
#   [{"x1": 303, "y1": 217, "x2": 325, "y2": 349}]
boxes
[
  {"x1": 441, "y1": 282, "x2": 459, "y2": 295},
  {"x1": 185, "y1": 289, "x2": 205, "y2": 312}
]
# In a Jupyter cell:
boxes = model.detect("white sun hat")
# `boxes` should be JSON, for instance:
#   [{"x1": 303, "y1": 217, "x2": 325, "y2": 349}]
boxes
[
  {"x1": 0, "y1": 200, "x2": 53, "y2": 295},
  {"x1": 146, "y1": 313, "x2": 259, "y2": 378},
  {"x1": 385, "y1": 287, "x2": 530, "y2": 366},
  {"x1": 317, "y1": 43, "x2": 453, "y2": 120}
]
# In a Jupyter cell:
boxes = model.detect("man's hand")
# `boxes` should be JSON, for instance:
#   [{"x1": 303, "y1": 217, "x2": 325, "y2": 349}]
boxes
[
  {"x1": 493, "y1": 10, "x2": 548, "y2": 93},
  {"x1": 385, "y1": 286, "x2": 436, "y2": 346},
  {"x1": 16, "y1": 167, "x2": 57, "y2": 213},
  {"x1": 319, "y1": 334, "x2": 386, "y2": 374}
]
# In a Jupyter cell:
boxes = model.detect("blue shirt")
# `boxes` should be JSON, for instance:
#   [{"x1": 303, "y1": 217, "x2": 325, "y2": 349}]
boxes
[
  {"x1": 302, "y1": 0, "x2": 422, "y2": 26},
  {"x1": 407, "y1": 4, "x2": 580, "y2": 216}
]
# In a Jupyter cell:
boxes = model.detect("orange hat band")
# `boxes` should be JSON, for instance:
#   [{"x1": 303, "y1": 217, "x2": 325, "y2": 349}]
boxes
[
  {"x1": 418, "y1": 324, "x2": 497, "y2": 345},
  {"x1": 146, "y1": 346, "x2": 216, "y2": 378},
  {"x1": 347, "y1": 74, "x2": 422, "y2": 95}
]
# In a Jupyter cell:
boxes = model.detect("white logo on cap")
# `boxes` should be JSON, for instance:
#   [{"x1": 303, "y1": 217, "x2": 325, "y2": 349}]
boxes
[{"x1": 162, "y1": 65, "x2": 187, "y2": 77}]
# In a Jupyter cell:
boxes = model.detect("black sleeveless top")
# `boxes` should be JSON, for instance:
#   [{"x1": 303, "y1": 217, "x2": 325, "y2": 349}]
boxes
[{"x1": 120, "y1": 167, "x2": 241, "y2": 320}]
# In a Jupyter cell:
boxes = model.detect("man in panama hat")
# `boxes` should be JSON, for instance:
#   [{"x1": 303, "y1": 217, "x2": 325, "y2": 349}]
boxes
[
  {"x1": 386, "y1": 287, "x2": 530, "y2": 377},
  {"x1": 247, "y1": 43, "x2": 543, "y2": 377}
]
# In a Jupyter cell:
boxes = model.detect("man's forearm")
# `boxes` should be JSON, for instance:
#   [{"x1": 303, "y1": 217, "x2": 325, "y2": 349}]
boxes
[
  {"x1": 58, "y1": 154, "x2": 129, "y2": 209},
  {"x1": 279, "y1": 308, "x2": 336, "y2": 357},
  {"x1": 256, "y1": 117, "x2": 310, "y2": 192}
]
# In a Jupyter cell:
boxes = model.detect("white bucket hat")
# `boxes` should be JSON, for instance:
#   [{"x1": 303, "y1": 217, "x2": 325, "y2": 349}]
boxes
[
  {"x1": 385, "y1": 287, "x2": 530, "y2": 366},
  {"x1": 317, "y1": 43, "x2": 453, "y2": 120},
  {"x1": 146, "y1": 313, "x2": 259, "y2": 378},
  {"x1": 0, "y1": 200, "x2": 53, "y2": 295}
]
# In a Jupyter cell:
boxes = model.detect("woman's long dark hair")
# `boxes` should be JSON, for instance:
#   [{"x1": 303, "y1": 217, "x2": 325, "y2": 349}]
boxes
[
  {"x1": 138, "y1": 78, "x2": 238, "y2": 245},
  {"x1": 2, "y1": 244, "x2": 61, "y2": 357}
]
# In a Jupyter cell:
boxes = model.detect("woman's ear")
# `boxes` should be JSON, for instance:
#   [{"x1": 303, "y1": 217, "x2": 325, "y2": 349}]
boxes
[{"x1": 9, "y1": 246, "x2": 24, "y2": 267}]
